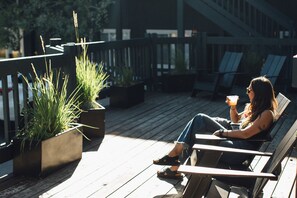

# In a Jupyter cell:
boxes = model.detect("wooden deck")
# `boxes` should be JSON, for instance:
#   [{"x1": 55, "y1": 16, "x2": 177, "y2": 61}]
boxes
[{"x1": 0, "y1": 91, "x2": 296, "y2": 198}]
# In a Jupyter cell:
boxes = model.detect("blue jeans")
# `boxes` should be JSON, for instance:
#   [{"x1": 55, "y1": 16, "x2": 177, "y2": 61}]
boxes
[
  {"x1": 176, "y1": 113, "x2": 231, "y2": 146},
  {"x1": 176, "y1": 113, "x2": 258, "y2": 166}
]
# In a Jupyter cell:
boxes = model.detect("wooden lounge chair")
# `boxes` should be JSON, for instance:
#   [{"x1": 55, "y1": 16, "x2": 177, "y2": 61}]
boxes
[
  {"x1": 178, "y1": 119, "x2": 297, "y2": 198},
  {"x1": 260, "y1": 54, "x2": 286, "y2": 86},
  {"x1": 180, "y1": 92, "x2": 290, "y2": 197},
  {"x1": 191, "y1": 51, "x2": 243, "y2": 99},
  {"x1": 191, "y1": 93, "x2": 290, "y2": 170}
]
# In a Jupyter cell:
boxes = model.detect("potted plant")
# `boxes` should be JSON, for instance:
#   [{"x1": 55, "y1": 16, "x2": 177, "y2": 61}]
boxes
[
  {"x1": 76, "y1": 41, "x2": 109, "y2": 138},
  {"x1": 162, "y1": 49, "x2": 195, "y2": 92},
  {"x1": 110, "y1": 66, "x2": 145, "y2": 108},
  {"x1": 13, "y1": 65, "x2": 83, "y2": 178}
]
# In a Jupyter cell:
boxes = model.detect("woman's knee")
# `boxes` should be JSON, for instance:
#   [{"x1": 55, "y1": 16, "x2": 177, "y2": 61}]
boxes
[
  {"x1": 194, "y1": 113, "x2": 207, "y2": 118},
  {"x1": 193, "y1": 113, "x2": 215, "y2": 126},
  {"x1": 193, "y1": 113, "x2": 207, "y2": 122}
]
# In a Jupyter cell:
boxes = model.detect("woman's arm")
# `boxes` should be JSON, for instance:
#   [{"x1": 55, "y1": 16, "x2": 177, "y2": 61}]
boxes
[
  {"x1": 214, "y1": 110, "x2": 274, "y2": 139},
  {"x1": 226, "y1": 98, "x2": 247, "y2": 123},
  {"x1": 229, "y1": 106, "x2": 240, "y2": 123}
]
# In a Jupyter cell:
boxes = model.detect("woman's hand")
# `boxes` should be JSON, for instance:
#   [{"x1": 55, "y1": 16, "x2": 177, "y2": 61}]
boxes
[
  {"x1": 213, "y1": 129, "x2": 224, "y2": 137},
  {"x1": 213, "y1": 130, "x2": 220, "y2": 137},
  {"x1": 227, "y1": 95, "x2": 241, "y2": 123},
  {"x1": 226, "y1": 95, "x2": 239, "y2": 107}
]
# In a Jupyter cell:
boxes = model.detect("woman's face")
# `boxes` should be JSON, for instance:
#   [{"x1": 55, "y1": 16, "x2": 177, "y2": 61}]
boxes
[{"x1": 246, "y1": 83, "x2": 255, "y2": 102}]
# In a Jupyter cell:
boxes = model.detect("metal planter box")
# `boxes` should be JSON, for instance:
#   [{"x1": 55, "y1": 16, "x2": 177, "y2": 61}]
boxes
[
  {"x1": 110, "y1": 82, "x2": 145, "y2": 108},
  {"x1": 13, "y1": 125, "x2": 83, "y2": 177},
  {"x1": 79, "y1": 104, "x2": 105, "y2": 138}
]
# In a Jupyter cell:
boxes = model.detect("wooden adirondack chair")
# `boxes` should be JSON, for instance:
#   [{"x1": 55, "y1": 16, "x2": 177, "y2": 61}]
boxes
[
  {"x1": 190, "y1": 93, "x2": 290, "y2": 170},
  {"x1": 191, "y1": 51, "x2": 243, "y2": 99},
  {"x1": 180, "y1": 92, "x2": 291, "y2": 197},
  {"x1": 178, "y1": 119, "x2": 297, "y2": 198},
  {"x1": 261, "y1": 55, "x2": 286, "y2": 86}
]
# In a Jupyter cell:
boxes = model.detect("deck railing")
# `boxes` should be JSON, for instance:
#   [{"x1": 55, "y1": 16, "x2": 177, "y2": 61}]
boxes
[
  {"x1": 0, "y1": 44, "x2": 77, "y2": 162},
  {"x1": 57, "y1": 34, "x2": 297, "y2": 88},
  {"x1": 1, "y1": 34, "x2": 297, "y2": 162},
  {"x1": 78, "y1": 34, "x2": 297, "y2": 89}
]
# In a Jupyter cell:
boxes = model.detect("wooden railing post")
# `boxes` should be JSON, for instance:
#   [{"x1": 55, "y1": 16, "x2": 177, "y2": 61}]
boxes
[
  {"x1": 149, "y1": 35, "x2": 158, "y2": 91},
  {"x1": 195, "y1": 32, "x2": 207, "y2": 71},
  {"x1": 63, "y1": 43, "x2": 77, "y2": 96}
]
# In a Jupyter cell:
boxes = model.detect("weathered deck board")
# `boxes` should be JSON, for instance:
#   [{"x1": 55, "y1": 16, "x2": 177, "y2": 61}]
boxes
[{"x1": 0, "y1": 91, "x2": 296, "y2": 198}]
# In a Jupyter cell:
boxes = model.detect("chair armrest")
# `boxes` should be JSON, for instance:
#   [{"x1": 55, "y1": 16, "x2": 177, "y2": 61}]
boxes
[
  {"x1": 178, "y1": 165, "x2": 277, "y2": 180},
  {"x1": 195, "y1": 134, "x2": 271, "y2": 142},
  {"x1": 192, "y1": 143, "x2": 273, "y2": 156},
  {"x1": 195, "y1": 134, "x2": 227, "y2": 141}
]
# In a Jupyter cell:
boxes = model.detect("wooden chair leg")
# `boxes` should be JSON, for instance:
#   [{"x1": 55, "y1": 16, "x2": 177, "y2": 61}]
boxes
[
  {"x1": 181, "y1": 151, "x2": 223, "y2": 197},
  {"x1": 183, "y1": 175, "x2": 210, "y2": 198}
]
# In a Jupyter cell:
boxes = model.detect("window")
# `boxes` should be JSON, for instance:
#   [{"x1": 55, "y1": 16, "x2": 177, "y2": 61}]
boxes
[{"x1": 100, "y1": 29, "x2": 131, "y2": 41}]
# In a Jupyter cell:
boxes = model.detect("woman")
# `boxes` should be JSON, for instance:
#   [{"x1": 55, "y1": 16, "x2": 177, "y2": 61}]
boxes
[{"x1": 153, "y1": 76, "x2": 278, "y2": 180}]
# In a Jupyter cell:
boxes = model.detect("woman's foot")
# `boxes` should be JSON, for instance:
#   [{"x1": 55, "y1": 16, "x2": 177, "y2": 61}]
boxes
[
  {"x1": 157, "y1": 167, "x2": 183, "y2": 180},
  {"x1": 153, "y1": 155, "x2": 180, "y2": 166}
]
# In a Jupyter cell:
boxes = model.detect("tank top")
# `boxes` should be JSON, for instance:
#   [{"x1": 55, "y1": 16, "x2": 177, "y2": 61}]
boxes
[{"x1": 245, "y1": 110, "x2": 276, "y2": 144}]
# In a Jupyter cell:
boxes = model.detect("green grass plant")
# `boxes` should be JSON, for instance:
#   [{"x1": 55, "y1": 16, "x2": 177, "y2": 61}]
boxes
[
  {"x1": 17, "y1": 64, "x2": 81, "y2": 144},
  {"x1": 76, "y1": 40, "x2": 109, "y2": 110},
  {"x1": 115, "y1": 66, "x2": 134, "y2": 87}
]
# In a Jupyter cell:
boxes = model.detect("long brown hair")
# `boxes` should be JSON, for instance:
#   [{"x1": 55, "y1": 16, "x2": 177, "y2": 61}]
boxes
[{"x1": 243, "y1": 76, "x2": 278, "y2": 127}]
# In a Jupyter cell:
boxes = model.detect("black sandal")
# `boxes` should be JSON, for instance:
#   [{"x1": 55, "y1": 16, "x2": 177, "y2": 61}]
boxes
[
  {"x1": 157, "y1": 168, "x2": 183, "y2": 180},
  {"x1": 153, "y1": 155, "x2": 180, "y2": 166}
]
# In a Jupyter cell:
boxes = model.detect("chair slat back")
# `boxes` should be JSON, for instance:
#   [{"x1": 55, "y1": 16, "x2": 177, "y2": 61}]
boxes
[
  {"x1": 275, "y1": 92, "x2": 290, "y2": 119},
  {"x1": 219, "y1": 52, "x2": 243, "y2": 87},
  {"x1": 261, "y1": 55, "x2": 286, "y2": 86},
  {"x1": 267, "y1": 93, "x2": 291, "y2": 139},
  {"x1": 218, "y1": 52, "x2": 232, "y2": 73},
  {"x1": 252, "y1": 120, "x2": 297, "y2": 197}
]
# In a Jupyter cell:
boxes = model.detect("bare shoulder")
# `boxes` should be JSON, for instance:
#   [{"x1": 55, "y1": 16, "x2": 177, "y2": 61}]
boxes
[
  {"x1": 258, "y1": 110, "x2": 274, "y2": 122},
  {"x1": 255, "y1": 110, "x2": 274, "y2": 131},
  {"x1": 261, "y1": 109, "x2": 274, "y2": 117}
]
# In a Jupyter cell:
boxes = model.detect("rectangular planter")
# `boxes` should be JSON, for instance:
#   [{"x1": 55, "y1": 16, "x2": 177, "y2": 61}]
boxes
[
  {"x1": 13, "y1": 125, "x2": 83, "y2": 177},
  {"x1": 110, "y1": 82, "x2": 144, "y2": 108},
  {"x1": 162, "y1": 73, "x2": 195, "y2": 92},
  {"x1": 79, "y1": 104, "x2": 105, "y2": 138}
]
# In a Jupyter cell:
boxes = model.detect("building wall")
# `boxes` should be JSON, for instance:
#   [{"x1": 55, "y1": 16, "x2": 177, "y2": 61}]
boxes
[
  {"x1": 104, "y1": 0, "x2": 296, "y2": 39},
  {"x1": 105, "y1": 0, "x2": 224, "y2": 39}
]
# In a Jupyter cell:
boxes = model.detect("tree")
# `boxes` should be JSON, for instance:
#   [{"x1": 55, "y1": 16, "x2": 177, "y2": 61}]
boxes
[
  {"x1": 0, "y1": 0, "x2": 114, "y2": 50},
  {"x1": 0, "y1": 0, "x2": 23, "y2": 49}
]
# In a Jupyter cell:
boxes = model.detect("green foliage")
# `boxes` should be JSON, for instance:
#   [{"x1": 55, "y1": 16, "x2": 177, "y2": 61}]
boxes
[
  {"x1": 17, "y1": 65, "x2": 81, "y2": 144},
  {"x1": 0, "y1": 0, "x2": 114, "y2": 49},
  {"x1": 173, "y1": 49, "x2": 188, "y2": 74},
  {"x1": 115, "y1": 66, "x2": 134, "y2": 87},
  {"x1": 76, "y1": 42, "x2": 109, "y2": 109},
  {"x1": 0, "y1": 1, "x2": 22, "y2": 49}
]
